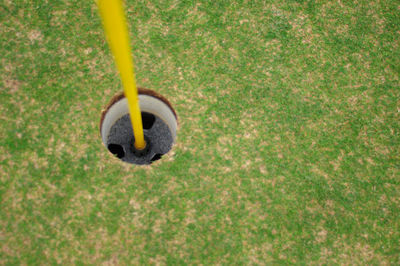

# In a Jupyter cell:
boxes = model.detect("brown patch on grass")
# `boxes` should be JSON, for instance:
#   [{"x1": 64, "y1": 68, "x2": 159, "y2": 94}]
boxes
[
  {"x1": 259, "y1": 165, "x2": 267, "y2": 174},
  {"x1": 129, "y1": 198, "x2": 141, "y2": 210},
  {"x1": 319, "y1": 247, "x2": 334, "y2": 263},
  {"x1": 315, "y1": 227, "x2": 328, "y2": 243},
  {"x1": 149, "y1": 255, "x2": 167, "y2": 265},
  {"x1": 102, "y1": 255, "x2": 119, "y2": 265},
  {"x1": 28, "y1": 151, "x2": 49, "y2": 170},
  {"x1": 50, "y1": 10, "x2": 67, "y2": 26},
  {"x1": 240, "y1": 160, "x2": 252, "y2": 170},
  {"x1": 152, "y1": 213, "x2": 167, "y2": 234},
  {"x1": 3, "y1": 79, "x2": 21, "y2": 93},
  {"x1": 334, "y1": 240, "x2": 389, "y2": 264},
  {"x1": 330, "y1": 149, "x2": 345, "y2": 171},
  {"x1": 336, "y1": 24, "x2": 349, "y2": 35},
  {"x1": 28, "y1": 29, "x2": 43, "y2": 43},
  {"x1": 288, "y1": 11, "x2": 323, "y2": 46},
  {"x1": 84, "y1": 47, "x2": 92, "y2": 55},
  {"x1": 248, "y1": 242, "x2": 274, "y2": 264}
]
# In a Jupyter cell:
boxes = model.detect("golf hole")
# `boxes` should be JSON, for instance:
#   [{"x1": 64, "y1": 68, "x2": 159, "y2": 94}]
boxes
[{"x1": 100, "y1": 88, "x2": 178, "y2": 165}]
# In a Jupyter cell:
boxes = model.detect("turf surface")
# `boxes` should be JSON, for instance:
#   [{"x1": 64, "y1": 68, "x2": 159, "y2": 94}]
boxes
[{"x1": 1, "y1": 0, "x2": 399, "y2": 264}]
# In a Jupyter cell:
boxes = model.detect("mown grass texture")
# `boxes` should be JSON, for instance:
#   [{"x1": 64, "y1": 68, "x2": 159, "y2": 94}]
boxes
[{"x1": 0, "y1": 0, "x2": 399, "y2": 264}]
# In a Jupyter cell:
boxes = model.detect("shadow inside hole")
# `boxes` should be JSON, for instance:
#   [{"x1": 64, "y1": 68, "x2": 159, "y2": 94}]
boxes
[
  {"x1": 141, "y1": 112, "x2": 155, "y2": 130},
  {"x1": 108, "y1": 144, "x2": 125, "y2": 159},
  {"x1": 151, "y1": 153, "x2": 163, "y2": 162}
]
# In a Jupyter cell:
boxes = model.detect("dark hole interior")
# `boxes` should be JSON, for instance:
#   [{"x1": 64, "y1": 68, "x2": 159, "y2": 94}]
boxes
[
  {"x1": 108, "y1": 144, "x2": 125, "y2": 159},
  {"x1": 151, "y1": 153, "x2": 163, "y2": 162},
  {"x1": 141, "y1": 112, "x2": 156, "y2": 130}
]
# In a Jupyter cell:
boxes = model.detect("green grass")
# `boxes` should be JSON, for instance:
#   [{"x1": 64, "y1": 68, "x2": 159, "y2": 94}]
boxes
[{"x1": 1, "y1": 0, "x2": 399, "y2": 264}]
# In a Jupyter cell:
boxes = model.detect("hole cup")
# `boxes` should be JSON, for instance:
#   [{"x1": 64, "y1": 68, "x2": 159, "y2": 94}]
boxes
[{"x1": 100, "y1": 88, "x2": 178, "y2": 165}]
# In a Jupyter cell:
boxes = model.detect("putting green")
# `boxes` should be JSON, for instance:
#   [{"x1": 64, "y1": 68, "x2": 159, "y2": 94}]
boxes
[{"x1": 0, "y1": 0, "x2": 399, "y2": 264}]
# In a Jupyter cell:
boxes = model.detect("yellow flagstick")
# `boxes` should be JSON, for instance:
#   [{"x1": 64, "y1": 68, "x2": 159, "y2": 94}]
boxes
[{"x1": 97, "y1": 0, "x2": 146, "y2": 150}]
